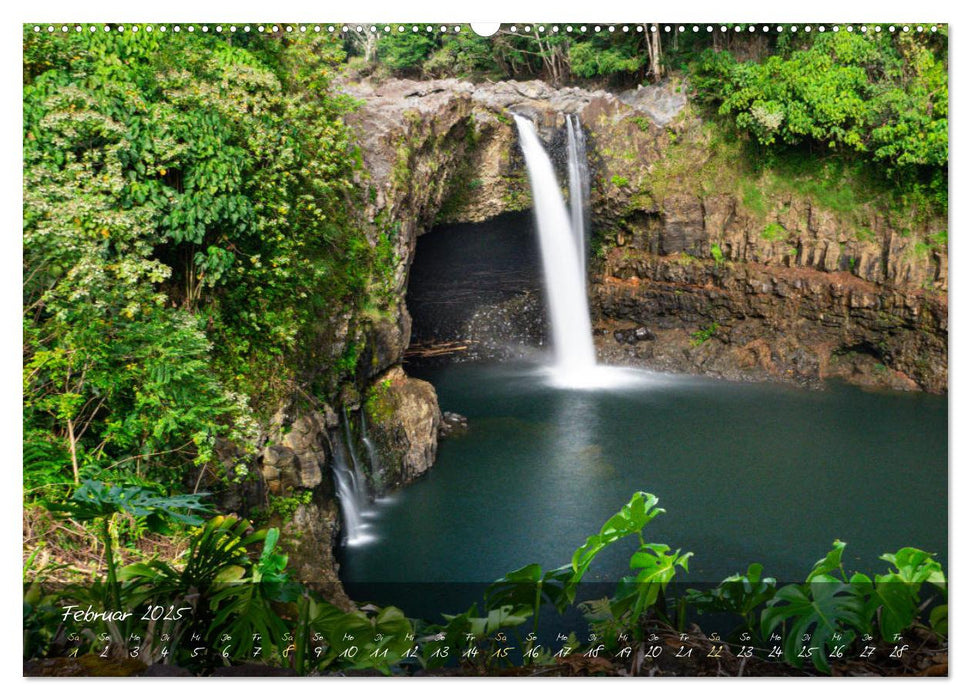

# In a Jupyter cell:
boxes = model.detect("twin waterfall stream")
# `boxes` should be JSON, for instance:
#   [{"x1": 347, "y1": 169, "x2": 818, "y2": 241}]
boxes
[
  {"x1": 337, "y1": 112, "x2": 601, "y2": 546},
  {"x1": 512, "y1": 113, "x2": 597, "y2": 379}
]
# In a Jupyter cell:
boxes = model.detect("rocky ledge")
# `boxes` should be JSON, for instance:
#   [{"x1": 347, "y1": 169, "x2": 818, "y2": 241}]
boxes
[{"x1": 344, "y1": 76, "x2": 946, "y2": 394}]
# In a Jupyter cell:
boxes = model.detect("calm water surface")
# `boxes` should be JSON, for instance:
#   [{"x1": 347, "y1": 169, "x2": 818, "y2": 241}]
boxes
[{"x1": 341, "y1": 362, "x2": 947, "y2": 604}]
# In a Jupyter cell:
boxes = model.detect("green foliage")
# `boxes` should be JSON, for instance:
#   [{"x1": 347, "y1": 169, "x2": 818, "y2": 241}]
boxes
[
  {"x1": 611, "y1": 543, "x2": 692, "y2": 629},
  {"x1": 569, "y1": 492, "x2": 666, "y2": 599},
  {"x1": 47, "y1": 480, "x2": 210, "y2": 530},
  {"x1": 685, "y1": 563, "x2": 777, "y2": 638},
  {"x1": 343, "y1": 26, "x2": 655, "y2": 86},
  {"x1": 262, "y1": 489, "x2": 314, "y2": 521},
  {"x1": 758, "y1": 540, "x2": 947, "y2": 673},
  {"x1": 710, "y1": 242, "x2": 725, "y2": 265},
  {"x1": 692, "y1": 30, "x2": 947, "y2": 210},
  {"x1": 485, "y1": 562, "x2": 573, "y2": 641},
  {"x1": 610, "y1": 174, "x2": 629, "y2": 188},
  {"x1": 303, "y1": 600, "x2": 414, "y2": 674},
  {"x1": 761, "y1": 540, "x2": 869, "y2": 673},
  {"x1": 364, "y1": 376, "x2": 396, "y2": 424},
  {"x1": 376, "y1": 32, "x2": 438, "y2": 72},
  {"x1": 43, "y1": 479, "x2": 210, "y2": 612},
  {"x1": 484, "y1": 492, "x2": 691, "y2": 647},
  {"x1": 23, "y1": 28, "x2": 373, "y2": 498},
  {"x1": 569, "y1": 39, "x2": 643, "y2": 79},
  {"x1": 690, "y1": 322, "x2": 720, "y2": 347},
  {"x1": 27, "y1": 489, "x2": 946, "y2": 676},
  {"x1": 740, "y1": 179, "x2": 767, "y2": 216},
  {"x1": 854, "y1": 547, "x2": 946, "y2": 642},
  {"x1": 118, "y1": 515, "x2": 296, "y2": 666},
  {"x1": 761, "y1": 222, "x2": 788, "y2": 241}
]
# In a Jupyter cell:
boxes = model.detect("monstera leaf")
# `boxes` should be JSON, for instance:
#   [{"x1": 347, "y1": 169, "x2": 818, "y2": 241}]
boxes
[
  {"x1": 862, "y1": 546, "x2": 946, "y2": 641},
  {"x1": 46, "y1": 479, "x2": 210, "y2": 530},
  {"x1": 566, "y1": 492, "x2": 664, "y2": 602},
  {"x1": 312, "y1": 604, "x2": 415, "y2": 673},
  {"x1": 486, "y1": 562, "x2": 573, "y2": 614},
  {"x1": 762, "y1": 576, "x2": 868, "y2": 673},
  {"x1": 610, "y1": 543, "x2": 692, "y2": 622},
  {"x1": 877, "y1": 547, "x2": 945, "y2": 588},
  {"x1": 762, "y1": 540, "x2": 870, "y2": 672},
  {"x1": 685, "y1": 563, "x2": 777, "y2": 637},
  {"x1": 806, "y1": 539, "x2": 849, "y2": 580}
]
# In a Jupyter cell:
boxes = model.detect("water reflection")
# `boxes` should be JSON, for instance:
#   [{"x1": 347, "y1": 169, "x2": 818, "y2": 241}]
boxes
[{"x1": 341, "y1": 361, "x2": 947, "y2": 590}]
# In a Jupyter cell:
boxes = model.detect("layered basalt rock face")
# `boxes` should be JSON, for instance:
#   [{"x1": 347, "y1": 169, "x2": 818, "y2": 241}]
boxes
[{"x1": 346, "y1": 77, "x2": 946, "y2": 393}]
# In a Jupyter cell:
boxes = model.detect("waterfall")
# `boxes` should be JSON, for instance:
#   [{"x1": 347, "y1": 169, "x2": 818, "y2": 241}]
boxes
[
  {"x1": 566, "y1": 114, "x2": 590, "y2": 278},
  {"x1": 360, "y1": 410, "x2": 382, "y2": 480},
  {"x1": 331, "y1": 413, "x2": 372, "y2": 546},
  {"x1": 343, "y1": 411, "x2": 369, "y2": 494},
  {"x1": 513, "y1": 114, "x2": 596, "y2": 376}
]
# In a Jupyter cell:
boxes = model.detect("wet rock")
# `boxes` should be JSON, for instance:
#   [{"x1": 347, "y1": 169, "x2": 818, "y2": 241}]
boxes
[
  {"x1": 363, "y1": 314, "x2": 408, "y2": 378},
  {"x1": 462, "y1": 290, "x2": 547, "y2": 361},
  {"x1": 279, "y1": 500, "x2": 354, "y2": 610},
  {"x1": 261, "y1": 444, "x2": 298, "y2": 495},
  {"x1": 280, "y1": 411, "x2": 327, "y2": 489},
  {"x1": 363, "y1": 366, "x2": 442, "y2": 486},
  {"x1": 660, "y1": 195, "x2": 707, "y2": 256},
  {"x1": 592, "y1": 253, "x2": 947, "y2": 393},
  {"x1": 439, "y1": 411, "x2": 469, "y2": 438},
  {"x1": 613, "y1": 326, "x2": 657, "y2": 344},
  {"x1": 322, "y1": 403, "x2": 340, "y2": 429}
]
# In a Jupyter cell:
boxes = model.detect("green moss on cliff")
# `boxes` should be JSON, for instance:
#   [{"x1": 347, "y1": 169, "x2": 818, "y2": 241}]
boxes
[{"x1": 364, "y1": 376, "x2": 396, "y2": 425}]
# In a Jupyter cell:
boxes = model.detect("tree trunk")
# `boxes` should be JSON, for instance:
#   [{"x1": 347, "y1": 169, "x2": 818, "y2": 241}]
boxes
[
  {"x1": 654, "y1": 25, "x2": 664, "y2": 80},
  {"x1": 67, "y1": 417, "x2": 79, "y2": 485},
  {"x1": 643, "y1": 24, "x2": 665, "y2": 82}
]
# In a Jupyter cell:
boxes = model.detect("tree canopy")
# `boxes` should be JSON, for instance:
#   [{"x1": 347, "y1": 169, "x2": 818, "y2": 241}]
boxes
[{"x1": 23, "y1": 28, "x2": 370, "y2": 493}]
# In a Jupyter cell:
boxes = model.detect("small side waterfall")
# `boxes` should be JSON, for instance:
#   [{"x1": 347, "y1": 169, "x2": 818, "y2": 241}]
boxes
[
  {"x1": 513, "y1": 114, "x2": 596, "y2": 377},
  {"x1": 331, "y1": 413, "x2": 372, "y2": 546},
  {"x1": 360, "y1": 411, "x2": 382, "y2": 481},
  {"x1": 566, "y1": 114, "x2": 590, "y2": 278},
  {"x1": 343, "y1": 411, "x2": 369, "y2": 492}
]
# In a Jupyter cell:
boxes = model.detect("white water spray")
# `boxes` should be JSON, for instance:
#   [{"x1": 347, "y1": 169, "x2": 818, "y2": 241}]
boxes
[
  {"x1": 566, "y1": 113, "x2": 590, "y2": 278},
  {"x1": 331, "y1": 415, "x2": 374, "y2": 546},
  {"x1": 360, "y1": 410, "x2": 382, "y2": 481},
  {"x1": 513, "y1": 114, "x2": 596, "y2": 378}
]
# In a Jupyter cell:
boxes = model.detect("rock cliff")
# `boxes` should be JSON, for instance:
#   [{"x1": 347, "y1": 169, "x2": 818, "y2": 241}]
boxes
[
  {"x1": 263, "y1": 74, "x2": 946, "y2": 606},
  {"x1": 345, "y1": 76, "x2": 947, "y2": 393}
]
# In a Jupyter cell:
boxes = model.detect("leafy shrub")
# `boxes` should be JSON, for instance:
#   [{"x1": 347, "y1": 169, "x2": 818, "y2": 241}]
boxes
[
  {"x1": 691, "y1": 30, "x2": 948, "y2": 210},
  {"x1": 690, "y1": 322, "x2": 720, "y2": 347}
]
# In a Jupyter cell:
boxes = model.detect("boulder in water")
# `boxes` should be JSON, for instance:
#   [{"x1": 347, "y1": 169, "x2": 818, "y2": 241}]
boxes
[{"x1": 439, "y1": 411, "x2": 469, "y2": 438}]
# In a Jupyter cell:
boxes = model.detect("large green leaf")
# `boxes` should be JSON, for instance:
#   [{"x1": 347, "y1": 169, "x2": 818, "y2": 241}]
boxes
[
  {"x1": 45, "y1": 480, "x2": 211, "y2": 527},
  {"x1": 863, "y1": 546, "x2": 947, "y2": 641},
  {"x1": 878, "y1": 547, "x2": 945, "y2": 588},
  {"x1": 610, "y1": 543, "x2": 691, "y2": 623},
  {"x1": 485, "y1": 562, "x2": 573, "y2": 614},
  {"x1": 685, "y1": 562, "x2": 777, "y2": 622},
  {"x1": 806, "y1": 539, "x2": 848, "y2": 581},
  {"x1": 566, "y1": 492, "x2": 663, "y2": 602},
  {"x1": 762, "y1": 575, "x2": 867, "y2": 673}
]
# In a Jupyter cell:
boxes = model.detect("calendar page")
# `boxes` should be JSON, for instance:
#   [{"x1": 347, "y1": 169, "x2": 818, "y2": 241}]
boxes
[{"x1": 21, "y1": 14, "x2": 949, "y2": 680}]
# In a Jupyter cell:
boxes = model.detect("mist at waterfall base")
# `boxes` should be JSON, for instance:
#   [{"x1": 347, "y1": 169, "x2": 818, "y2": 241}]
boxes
[
  {"x1": 511, "y1": 115, "x2": 600, "y2": 385},
  {"x1": 337, "y1": 115, "x2": 946, "y2": 622}
]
